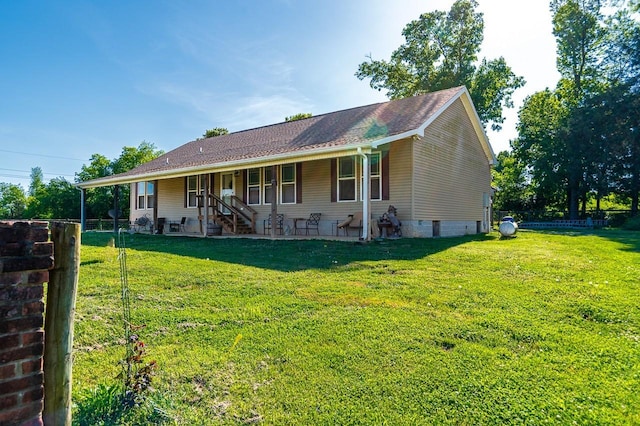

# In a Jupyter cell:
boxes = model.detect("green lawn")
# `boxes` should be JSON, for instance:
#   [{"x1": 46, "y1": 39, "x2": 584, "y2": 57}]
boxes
[{"x1": 72, "y1": 230, "x2": 640, "y2": 425}]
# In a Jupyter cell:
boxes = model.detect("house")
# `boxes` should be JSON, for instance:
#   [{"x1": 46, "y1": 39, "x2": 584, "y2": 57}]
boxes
[{"x1": 77, "y1": 86, "x2": 495, "y2": 239}]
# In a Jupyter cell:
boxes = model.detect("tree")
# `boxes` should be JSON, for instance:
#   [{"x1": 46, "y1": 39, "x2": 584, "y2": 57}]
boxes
[
  {"x1": 76, "y1": 142, "x2": 164, "y2": 219},
  {"x1": 200, "y1": 128, "x2": 229, "y2": 139},
  {"x1": 491, "y1": 151, "x2": 531, "y2": 212},
  {"x1": 512, "y1": 89, "x2": 568, "y2": 211},
  {"x1": 29, "y1": 167, "x2": 44, "y2": 197},
  {"x1": 356, "y1": 0, "x2": 524, "y2": 130},
  {"x1": 285, "y1": 113, "x2": 312, "y2": 122},
  {"x1": 0, "y1": 183, "x2": 27, "y2": 219}
]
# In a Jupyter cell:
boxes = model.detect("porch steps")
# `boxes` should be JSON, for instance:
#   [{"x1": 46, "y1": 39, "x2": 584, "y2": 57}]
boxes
[{"x1": 217, "y1": 214, "x2": 253, "y2": 235}]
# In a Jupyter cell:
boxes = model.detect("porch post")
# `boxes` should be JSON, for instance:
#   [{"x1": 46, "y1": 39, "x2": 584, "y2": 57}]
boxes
[
  {"x1": 153, "y1": 180, "x2": 159, "y2": 233},
  {"x1": 357, "y1": 148, "x2": 370, "y2": 241},
  {"x1": 270, "y1": 165, "x2": 277, "y2": 238},
  {"x1": 113, "y1": 184, "x2": 119, "y2": 234},
  {"x1": 203, "y1": 174, "x2": 209, "y2": 237},
  {"x1": 80, "y1": 188, "x2": 86, "y2": 232}
]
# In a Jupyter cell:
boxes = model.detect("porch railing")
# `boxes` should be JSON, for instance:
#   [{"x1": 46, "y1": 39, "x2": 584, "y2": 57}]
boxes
[{"x1": 209, "y1": 194, "x2": 256, "y2": 234}]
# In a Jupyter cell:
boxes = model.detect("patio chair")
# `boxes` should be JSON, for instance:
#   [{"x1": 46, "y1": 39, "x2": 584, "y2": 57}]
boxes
[
  {"x1": 263, "y1": 213, "x2": 284, "y2": 235},
  {"x1": 296, "y1": 213, "x2": 321, "y2": 235},
  {"x1": 336, "y1": 212, "x2": 363, "y2": 236},
  {"x1": 170, "y1": 217, "x2": 187, "y2": 232}
]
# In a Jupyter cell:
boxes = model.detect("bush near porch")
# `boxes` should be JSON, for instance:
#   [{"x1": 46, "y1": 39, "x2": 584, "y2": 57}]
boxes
[{"x1": 72, "y1": 230, "x2": 639, "y2": 424}]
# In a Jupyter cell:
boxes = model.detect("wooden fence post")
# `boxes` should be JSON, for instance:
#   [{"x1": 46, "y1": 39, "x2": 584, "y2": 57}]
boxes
[{"x1": 43, "y1": 222, "x2": 80, "y2": 426}]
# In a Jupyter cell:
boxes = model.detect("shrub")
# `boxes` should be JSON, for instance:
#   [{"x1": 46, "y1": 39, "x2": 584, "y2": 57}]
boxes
[{"x1": 622, "y1": 215, "x2": 640, "y2": 230}]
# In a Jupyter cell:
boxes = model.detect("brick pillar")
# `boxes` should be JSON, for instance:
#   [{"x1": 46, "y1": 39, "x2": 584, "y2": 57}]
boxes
[{"x1": 0, "y1": 221, "x2": 54, "y2": 426}]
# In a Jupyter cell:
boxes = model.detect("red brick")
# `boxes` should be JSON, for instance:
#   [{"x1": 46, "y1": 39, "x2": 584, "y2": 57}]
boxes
[
  {"x1": 0, "y1": 316, "x2": 43, "y2": 334},
  {"x1": 27, "y1": 271, "x2": 48, "y2": 285},
  {"x1": 0, "y1": 362, "x2": 17, "y2": 380},
  {"x1": 0, "y1": 285, "x2": 44, "y2": 305},
  {"x1": 0, "y1": 393, "x2": 18, "y2": 410},
  {"x1": 21, "y1": 416, "x2": 44, "y2": 426},
  {"x1": 0, "y1": 243, "x2": 23, "y2": 257},
  {"x1": 0, "y1": 401, "x2": 43, "y2": 425},
  {"x1": 0, "y1": 256, "x2": 54, "y2": 274},
  {"x1": 0, "y1": 272, "x2": 22, "y2": 287},
  {"x1": 0, "y1": 305, "x2": 20, "y2": 319},
  {"x1": 20, "y1": 385, "x2": 43, "y2": 404},
  {"x1": 21, "y1": 331, "x2": 44, "y2": 347},
  {"x1": 21, "y1": 302, "x2": 44, "y2": 316},
  {"x1": 0, "y1": 344, "x2": 44, "y2": 365},
  {"x1": 32, "y1": 243, "x2": 53, "y2": 257},
  {"x1": 0, "y1": 334, "x2": 20, "y2": 350},
  {"x1": 21, "y1": 358, "x2": 42, "y2": 375},
  {"x1": 0, "y1": 372, "x2": 43, "y2": 394}
]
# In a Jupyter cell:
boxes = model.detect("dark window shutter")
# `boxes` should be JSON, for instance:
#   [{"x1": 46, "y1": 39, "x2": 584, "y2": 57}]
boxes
[
  {"x1": 184, "y1": 177, "x2": 188, "y2": 208},
  {"x1": 382, "y1": 150, "x2": 390, "y2": 200},
  {"x1": 331, "y1": 159, "x2": 337, "y2": 202},
  {"x1": 296, "y1": 163, "x2": 302, "y2": 204},
  {"x1": 242, "y1": 170, "x2": 248, "y2": 203}
]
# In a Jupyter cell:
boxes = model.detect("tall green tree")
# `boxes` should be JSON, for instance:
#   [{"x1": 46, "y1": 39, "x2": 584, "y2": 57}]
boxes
[
  {"x1": 491, "y1": 151, "x2": 531, "y2": 212},
  {"x1": 0, "y1": 183, "x2": 27, "y2": 219},
  {"x1": 512, "y1": 89, "x2": 568, "y2": 211},
  {"x1": 356, "y1": 0, "x2": 524, "y2": 130},
  {"x1": 28, "y1": 167, "x2": 44, "y2": 197}
]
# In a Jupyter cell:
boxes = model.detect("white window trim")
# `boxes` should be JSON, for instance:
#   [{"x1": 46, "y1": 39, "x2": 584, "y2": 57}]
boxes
[
  {"x1": 186, "y1": 175, "x2": 206, "y2": 208},
  {"x1": 280, "y1": 164, "x2": 296, "y2": 204},
  {"x1": 247, "y1": 168, "x2": 262, "y2": 206},
  {"x1": 246, "y1": 164, "x2": 297, "y2": 205},
  {"x1": 362, "y1": 151, "x2": 382, "y2": 201},
  {"x1": 338, "y1": 156, "x2": 357, "y2": 202},
  {"x1": 136, "y1": 181, "x2": 154, "y2": 210}
]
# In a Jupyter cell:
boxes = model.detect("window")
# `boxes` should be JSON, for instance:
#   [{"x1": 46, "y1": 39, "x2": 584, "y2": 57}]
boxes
[
  {"x1": 338, "y1": 157, "x2": 356, "y2": 201},
  {"x1": 146, "y1": 181, "x2": 155, "y2": 209},
  {"x1": 246, "y1": 164, "x2": 297, "y2": 205},
  {"x1": 136, "y1": 181, "x2": 154, "y2": 210},
  {"x1": 280, "y1": 164, "x2": 296, "y2": 204},
  {"x1": 263, "y1": 167, "x2": 273, "y2": 204},
  {"x1": 186, "y1": 175, "x2": 206, "y2": 208},
  {"x1": 247, "y1": 168, "x2": 261, "y2": 205},
  {"x1": 370, "y1": 152, "x2": 381, "y2": 200}
]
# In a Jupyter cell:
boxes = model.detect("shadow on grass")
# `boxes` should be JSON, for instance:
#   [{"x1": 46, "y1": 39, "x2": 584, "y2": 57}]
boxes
[{"x1": 81, "y1": 232, "x2": 497, "y2": 272}]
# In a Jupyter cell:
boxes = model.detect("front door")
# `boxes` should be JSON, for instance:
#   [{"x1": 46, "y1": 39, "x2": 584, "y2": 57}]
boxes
[{"x1": 221, "y1": 173, "x2": 235, "y2": 214}]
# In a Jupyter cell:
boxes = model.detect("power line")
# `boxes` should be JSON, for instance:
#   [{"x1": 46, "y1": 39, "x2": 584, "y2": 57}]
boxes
[
  {"x1": 0, "y1": 148, "x2": 88, "y2": 162},
  {"x1": 0, "y1": 167, "x2": 75, "y2": 177}
]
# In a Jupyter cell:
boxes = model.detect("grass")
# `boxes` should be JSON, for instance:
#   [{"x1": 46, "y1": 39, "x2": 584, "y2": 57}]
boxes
[{"x1": 71, "y1": 230, "x2": 640, "y2": 425}]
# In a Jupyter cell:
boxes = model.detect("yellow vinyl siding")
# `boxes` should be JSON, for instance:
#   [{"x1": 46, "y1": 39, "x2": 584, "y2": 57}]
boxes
[{"x1": 412, "y1": 98, "x2": 491, "y2": 221}]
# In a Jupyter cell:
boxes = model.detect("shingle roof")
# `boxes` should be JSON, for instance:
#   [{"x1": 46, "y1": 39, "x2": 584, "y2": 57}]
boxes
[{"x1": 80, "y1": 86, "x2": 472, "y2": 187}]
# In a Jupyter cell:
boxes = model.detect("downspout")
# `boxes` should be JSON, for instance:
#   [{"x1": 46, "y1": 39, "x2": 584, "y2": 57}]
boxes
[{"x1": 357, "y1": 148, "x2": 369, "y2": 241}]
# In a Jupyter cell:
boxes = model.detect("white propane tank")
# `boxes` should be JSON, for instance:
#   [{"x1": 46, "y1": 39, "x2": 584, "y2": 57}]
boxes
[{"x1": 499, "y1": 220, "x2": 518, "y2": 237}]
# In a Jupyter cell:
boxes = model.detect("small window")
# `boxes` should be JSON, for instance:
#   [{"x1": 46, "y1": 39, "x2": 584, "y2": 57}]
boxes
[
  {"x1": 187, "y1": 176, "x2": 198, "y2": 208},
  {"x1": 146, "y1": 181, "x2": 155, "y2": 209},
  {"x1": 338, "y1": 157, "x2": 356, "y2": 201},
  {"x1": 370, "y1": 152, "x2": 381, "y2": 201},
  {"x1": 137, "y1": 182, "x2": 146, "y2": 210},
  {"x1": 280, "y1": 164, "x2": 296, "y2": 204},
  {"x1": 186, "y1": 175, "x2": 207, "y2": 208},
  {"x1": 263, "y1": 167, "x2": 273, "y2": 204},
  {"x1": 248, "y1": 168, "x2": 261, "y2": 205}
]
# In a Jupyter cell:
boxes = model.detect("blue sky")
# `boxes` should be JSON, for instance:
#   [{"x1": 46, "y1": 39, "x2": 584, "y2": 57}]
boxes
[{"x1": 0, "y1": 0, "x2": 559, "y2": 189}]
